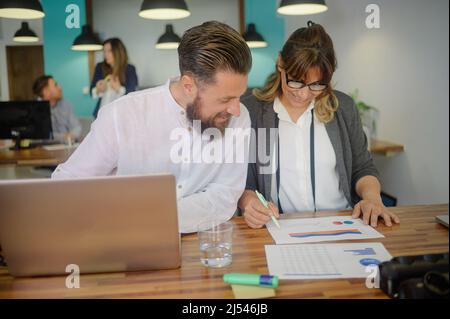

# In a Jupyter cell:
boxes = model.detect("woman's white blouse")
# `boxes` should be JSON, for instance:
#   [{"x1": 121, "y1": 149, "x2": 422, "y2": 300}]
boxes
[{"x1": 271, "y1": 97, "x2": 349, "y2": 213}]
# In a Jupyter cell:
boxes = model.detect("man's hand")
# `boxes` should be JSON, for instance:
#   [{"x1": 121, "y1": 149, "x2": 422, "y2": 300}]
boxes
[
  {"x1": 352, "y1": 199, "x2": 400, "y2": 227},
  {"x1": 240, "y1": 191, "x2": 280, "y2": 229},
  {"x1": 63, "y1": 133, "x2": 74, "y2": 145}
]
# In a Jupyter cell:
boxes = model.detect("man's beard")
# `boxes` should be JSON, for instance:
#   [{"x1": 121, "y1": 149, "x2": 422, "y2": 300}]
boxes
[{"x1": 186, "y1": 94, "x2": 232, "y2": 135}]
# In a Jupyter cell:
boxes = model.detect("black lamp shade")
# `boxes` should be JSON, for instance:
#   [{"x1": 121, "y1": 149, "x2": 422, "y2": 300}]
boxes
[
  {"x1": 156, "y1": 24, "x2": 181, "y2": 49},
  {"x1": 13, "y1": 22, "x2": 39, "y2": 42},
  {"x1": 278, "y1": 0, "x2": 328, "y2": 15},
  {"x1": 243, "y1": 24, "x2": 267, "y2": 49},
  {"x1": 0, "y1": 0, "x2": 45, "y2": 19},
  {"x1": 139, "y1": 0, "x2": 190, "y2": 20},
  {"x1": 72, "y1": 25, "x2": 103, "y2": 51}
]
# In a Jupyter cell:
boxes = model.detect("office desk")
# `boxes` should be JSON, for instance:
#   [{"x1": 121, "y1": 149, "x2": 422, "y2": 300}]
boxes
[
  {"x1": 0, "y1": 146, "x2": 75, "y2": 166},
  {"x1": 0, "y1": 204, "x2": 448, "y2": 299}
]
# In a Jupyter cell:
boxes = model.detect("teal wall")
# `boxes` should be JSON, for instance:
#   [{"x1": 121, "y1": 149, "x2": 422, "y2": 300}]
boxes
[
  {"x1": 41, "y1": 0, "x2": 95, "y2": 117},
  {"x1": 245, "y1": 0, "x2": 285, "y2": 88}
]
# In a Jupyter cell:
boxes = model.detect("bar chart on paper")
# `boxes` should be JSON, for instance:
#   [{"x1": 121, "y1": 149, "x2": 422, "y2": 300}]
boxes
[
  {"x1": 265, "y1": 243, "x2": 392, "y2": 279},
  {"x1": 267, "y1": 216, "x2": 384, "y2": 244}
]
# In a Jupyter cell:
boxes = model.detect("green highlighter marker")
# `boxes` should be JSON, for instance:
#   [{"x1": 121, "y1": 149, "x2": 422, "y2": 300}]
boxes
[
  {"x1": 255, "y1": 190, "x2": 281, "y2": 228},
  {"x1": 224, "y1": 273, "x2": 279, "y2": 288}
]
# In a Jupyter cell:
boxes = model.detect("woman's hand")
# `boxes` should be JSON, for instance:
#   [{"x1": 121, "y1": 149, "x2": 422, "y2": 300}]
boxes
[
  {"x1": 239, "y1": 190, "x2": 280, "y2": 229},
  {"x1": 354, "y1": 176, "x2": 400, "y2": 227},
  {"x1": 96, "y1": 80, "x2": 106, "y2": 93},
  {"x1": 352, "y1": 199, "x2": 400, "y2": 227},
  {"x1": 111, "y1": 76, "x2": 121, "y2": 92}
]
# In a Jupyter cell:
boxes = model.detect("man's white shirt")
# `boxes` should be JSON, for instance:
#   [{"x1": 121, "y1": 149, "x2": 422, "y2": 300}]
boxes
[{"x1": 52, "y1": 78, "x2": 251, "y2": 233}]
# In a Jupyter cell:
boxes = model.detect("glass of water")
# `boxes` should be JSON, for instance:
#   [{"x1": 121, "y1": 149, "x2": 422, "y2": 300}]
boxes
[{"x1": 198, "y1": 220, "x2": 233, "y2": 268}]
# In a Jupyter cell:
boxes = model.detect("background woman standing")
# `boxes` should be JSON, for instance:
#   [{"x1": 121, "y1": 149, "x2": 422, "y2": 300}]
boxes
[{"x1": 90, "y1": 38, "x2": 138, "y2": 118}]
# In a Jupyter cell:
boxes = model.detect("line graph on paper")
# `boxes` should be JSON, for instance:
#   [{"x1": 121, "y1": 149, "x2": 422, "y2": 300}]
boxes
[
  {"x1": 279, "y1": 245, "x2": 341, "y2": 277},
  {"x1": 267, "y1": 216, "x2": 384, "y2": 244},
  {"x1": 289, "y1": 229, "x2": 362, "y2": 238}
]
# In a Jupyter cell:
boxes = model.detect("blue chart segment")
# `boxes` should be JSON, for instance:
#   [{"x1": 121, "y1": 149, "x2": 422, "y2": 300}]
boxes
[
  {"x1": 359, "y1": 258, "x2": 381, "y2": 266},
  {"x1": 344, "y1": 248, "x2": 376, "y2": 256},
  {"x1": 333, "y1": 220, "x2": 355, "y2": 225},
  {"x1": 289, "y1": 229, "x2": 362, "y2": 238}
]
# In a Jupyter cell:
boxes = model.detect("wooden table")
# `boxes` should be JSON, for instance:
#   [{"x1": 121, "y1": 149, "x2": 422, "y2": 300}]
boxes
[
  {"x1": 0, "y1": 146, "x2": 75, "y2": 166},
  {"x1": 0, "y1": 204, "x2": 448, "y2": 299}
]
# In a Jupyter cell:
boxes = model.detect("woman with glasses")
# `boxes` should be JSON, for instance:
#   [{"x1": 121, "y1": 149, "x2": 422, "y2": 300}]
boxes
[{"x1": 239, "y1": 22, "x2": 400, "y2": 229}]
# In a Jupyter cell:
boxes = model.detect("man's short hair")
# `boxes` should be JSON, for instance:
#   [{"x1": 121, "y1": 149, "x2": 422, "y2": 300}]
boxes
[
  {"x1": 178, "y1": 21, "x2": 252, "y2": 85},
  {"x1": 32, "y1": 75, "x2": 53, "y2": 98}
]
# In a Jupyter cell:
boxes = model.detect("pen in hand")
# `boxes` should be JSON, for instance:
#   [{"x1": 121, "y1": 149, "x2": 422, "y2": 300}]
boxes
[{"x1": 255, "y1": 190, "x2": 281, "y2": 229}]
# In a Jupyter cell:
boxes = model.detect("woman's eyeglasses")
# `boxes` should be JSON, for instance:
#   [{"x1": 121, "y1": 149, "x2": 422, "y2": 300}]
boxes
[{"x1": 284, "y1": 72, "x2": 328, "y2": 92}]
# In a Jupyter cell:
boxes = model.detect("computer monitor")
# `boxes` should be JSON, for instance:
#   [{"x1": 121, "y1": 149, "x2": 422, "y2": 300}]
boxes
[{"x1": 0, "y1": 101, "x2": 53, "y2": 149}]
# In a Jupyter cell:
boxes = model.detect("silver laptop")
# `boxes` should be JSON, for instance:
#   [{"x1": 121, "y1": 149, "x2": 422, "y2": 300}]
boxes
[
  {"x1": 436, "y1": 215, "x2": 449, "y2": 228},
  {"x1": 0, "y1": 174, "x2": 181, "y2": 277}
]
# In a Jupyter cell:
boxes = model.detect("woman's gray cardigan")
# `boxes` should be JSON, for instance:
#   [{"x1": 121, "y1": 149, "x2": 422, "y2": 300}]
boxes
[{"x1": 240, "y1": 90, "x2": 380, "y2": 208}]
